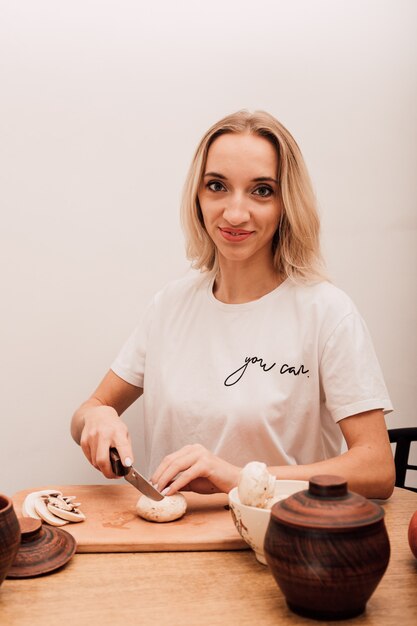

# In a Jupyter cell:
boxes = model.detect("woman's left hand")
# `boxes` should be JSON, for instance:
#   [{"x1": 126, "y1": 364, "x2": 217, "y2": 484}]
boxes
[{"x1": 150, "y1": 444, "x2": 241, "y2": 495}]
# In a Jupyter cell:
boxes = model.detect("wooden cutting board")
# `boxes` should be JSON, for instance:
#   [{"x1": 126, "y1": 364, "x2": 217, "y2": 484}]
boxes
[{"x1": 12, "y1": 484, "x2": 248, "y2": 553}]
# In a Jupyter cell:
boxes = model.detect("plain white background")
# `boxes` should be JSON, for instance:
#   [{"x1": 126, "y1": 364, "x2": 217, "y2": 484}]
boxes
[{"x1": 1, "y1": 0, "x2": 416, "y2": 496}]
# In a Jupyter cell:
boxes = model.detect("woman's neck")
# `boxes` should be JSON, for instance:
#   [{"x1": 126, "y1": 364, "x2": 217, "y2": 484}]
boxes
[{"x1": 213, "y1": 258, "x2": 284, "y2": 304}]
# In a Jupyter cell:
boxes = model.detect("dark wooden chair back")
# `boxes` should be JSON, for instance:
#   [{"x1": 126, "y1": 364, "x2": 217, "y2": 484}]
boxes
[{"x1": 388, "y1": 427, "x2": 417, "y2": 493}]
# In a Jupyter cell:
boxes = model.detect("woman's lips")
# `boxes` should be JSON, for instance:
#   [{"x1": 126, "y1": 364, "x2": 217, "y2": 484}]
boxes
[{"x1": 219, "y1": 228, "x2": 253, "y2": 242}]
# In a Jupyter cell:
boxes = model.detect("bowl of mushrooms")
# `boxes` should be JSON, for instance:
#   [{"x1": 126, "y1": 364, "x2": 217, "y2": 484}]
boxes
[{"x1": 228, "y1": 462, "x2": 308, "y2": 565}]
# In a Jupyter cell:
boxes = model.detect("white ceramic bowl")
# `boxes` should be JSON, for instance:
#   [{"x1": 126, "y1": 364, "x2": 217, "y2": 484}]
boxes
[{"x1": 228, "y1": 480, "x2": 308, "y2": 565}]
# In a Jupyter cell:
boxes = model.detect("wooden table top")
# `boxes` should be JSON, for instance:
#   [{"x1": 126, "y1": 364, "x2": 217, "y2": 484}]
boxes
[{"x1": 1, "y1": 487, "x2": 416, "y2": 626}]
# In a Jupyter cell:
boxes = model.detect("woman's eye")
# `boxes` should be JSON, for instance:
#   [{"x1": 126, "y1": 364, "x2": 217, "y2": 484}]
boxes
[
  {"x1": 207, "y1": 181, "x2": 226, "y2": 192},
  {"x1": 253, "y1": 185, "x2": 273, "y2": 198}
]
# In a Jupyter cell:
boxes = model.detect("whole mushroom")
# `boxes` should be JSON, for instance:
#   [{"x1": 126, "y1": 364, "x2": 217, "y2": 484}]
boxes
[
  {"x1": 238, "y1": 461, "x2": 276, "y2": 508},
  {"x1": 136, "y1": 493, "x2": 187, "y2": 522}
]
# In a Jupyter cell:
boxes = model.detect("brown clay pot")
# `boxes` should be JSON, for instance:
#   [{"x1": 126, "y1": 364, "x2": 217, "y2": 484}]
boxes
[
  {"x1": 408, "y1": 510, "x2": 417, "y2": 559},
  {"x1": 0, "y1": 494, "x2": 21, "y2": 586},
  {"x1": 264, "y1": 475, "x2": 390, "y2": 621}
]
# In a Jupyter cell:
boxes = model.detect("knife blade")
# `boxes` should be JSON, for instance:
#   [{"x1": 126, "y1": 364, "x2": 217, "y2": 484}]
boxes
[{"x1": 109, "y1": 447, "x2": 164, "y2": 501}]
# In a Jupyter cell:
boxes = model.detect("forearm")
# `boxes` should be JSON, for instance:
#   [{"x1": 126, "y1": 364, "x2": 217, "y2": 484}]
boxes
[{"x1": 268, "y1": 445, "x2": 395, "y2": 500}]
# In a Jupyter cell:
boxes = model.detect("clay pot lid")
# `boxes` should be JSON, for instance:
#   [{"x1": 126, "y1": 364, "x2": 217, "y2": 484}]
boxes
[
  {"x1": 7, "y1": 517, "x2": 77, "y2": 578},
  {"x1": 270, "y1": 475, "x2": 385, "y2": 531}
]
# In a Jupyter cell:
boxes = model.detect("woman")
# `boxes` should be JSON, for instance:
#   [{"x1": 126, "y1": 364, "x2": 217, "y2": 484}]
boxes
[{"x1": 71, "y1": 110, "x2": 395, "y2": 499}]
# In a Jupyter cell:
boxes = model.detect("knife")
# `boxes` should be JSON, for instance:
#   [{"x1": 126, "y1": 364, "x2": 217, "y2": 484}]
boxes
[{"x1": 109, "y1": 447, "x2": 164, "y2": 501}]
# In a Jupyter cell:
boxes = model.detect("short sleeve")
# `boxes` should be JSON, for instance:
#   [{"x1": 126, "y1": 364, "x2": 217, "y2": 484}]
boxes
[
  {"x1": 320, "y1": 311, "x2": 393, "y2": 422},
  {"x1": 110, "y1": 297, "x2": 155, "y2": 388}
]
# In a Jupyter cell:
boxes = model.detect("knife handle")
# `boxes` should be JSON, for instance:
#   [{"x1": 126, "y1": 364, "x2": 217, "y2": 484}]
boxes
[{"x1": 110, "y1": 447, "x2": 129, "y2": 476}]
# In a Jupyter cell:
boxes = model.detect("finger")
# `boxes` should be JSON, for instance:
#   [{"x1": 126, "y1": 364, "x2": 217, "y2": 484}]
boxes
[
  {"x1": 95, "y1": 440, "x2": 118, "y2": 478},
  {"x1": 114, "y1": 437, "x2": 134, "y2": 469},
  {"x1": 151, "y1": 445, "x2": 199, "y2": 486},
  {"x1": 151, "y1": 451, "x2": 184, "y2": 486},
  {"x1": 162, "y1": 458, "x2": 208, "y2": 494},
  {"x1": 80, "y1": 438, "x2": 92, "y2": 465},
  {"x1": 81, "y1": 426, "x2": 102, "y2": 469},
  {"x1": 80, "y1": 438, "x2": 99, "y2": 469},
  {"x1": 151, "y1": 457, "x2": 177, "y2": 488},
  {"x1": 163, "y1": 462, "x2": 206, "y2": 495},
  {"x1": 153, "y1": 451, "x2": 202, "y2": 492}
]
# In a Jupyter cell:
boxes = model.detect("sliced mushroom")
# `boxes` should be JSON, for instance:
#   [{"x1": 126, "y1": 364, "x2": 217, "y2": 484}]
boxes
[
  {"x1": 47, "y1": 498, "x2": 86, "y2": 523},
  {"x1": 136, "y1": 493, "x2": 187, "y2": 523},
  {"x1": 34, "y1": 496, "x2": 69, "y2": 526},
  {"x1": 22, "y1": 490, "x2": 86, "y2": 525},
  {"x1": 62, "y1": 496, "x2": 77, "y2": 503},
  {"x1": 22, "y1": 490, "x2": 63, "y2": 520},
  {"x1": 47, "y1": 495, "x2": 73, "y2": 511}
]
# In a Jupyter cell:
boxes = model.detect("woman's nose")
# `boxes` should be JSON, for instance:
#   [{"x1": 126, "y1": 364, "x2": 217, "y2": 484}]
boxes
[{"x1": 223, "y1": 194, "x2": 250, "y2": 225}]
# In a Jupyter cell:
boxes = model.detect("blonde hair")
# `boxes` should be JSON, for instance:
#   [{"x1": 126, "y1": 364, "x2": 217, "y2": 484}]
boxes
[{"x1": 180, "y1": 110, "x2": 327, "y2": 283}]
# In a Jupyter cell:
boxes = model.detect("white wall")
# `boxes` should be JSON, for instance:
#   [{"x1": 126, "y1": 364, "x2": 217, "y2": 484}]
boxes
[{"x1": 1, "y1": 0, "x2": 416, "y2": 496}]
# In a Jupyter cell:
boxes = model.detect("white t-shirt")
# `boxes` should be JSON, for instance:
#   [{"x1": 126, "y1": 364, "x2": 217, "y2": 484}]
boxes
[{"x1": 111, "y1": 272, "x2": 392, "y2": 475}]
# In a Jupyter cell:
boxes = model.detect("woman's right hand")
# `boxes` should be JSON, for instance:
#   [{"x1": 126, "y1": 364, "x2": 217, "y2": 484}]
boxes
[
  {"x1": 71, "y1": 370, "x2": 142, "y2": 478},
  {"x1": 79, "y1": 405, "x2": 134, "y2": 478}
]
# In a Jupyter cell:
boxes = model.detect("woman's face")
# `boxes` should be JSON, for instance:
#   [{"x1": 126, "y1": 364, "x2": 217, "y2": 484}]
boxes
[{"x1": 198, "y1": 132, "x2": 281, "y2": 269}]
